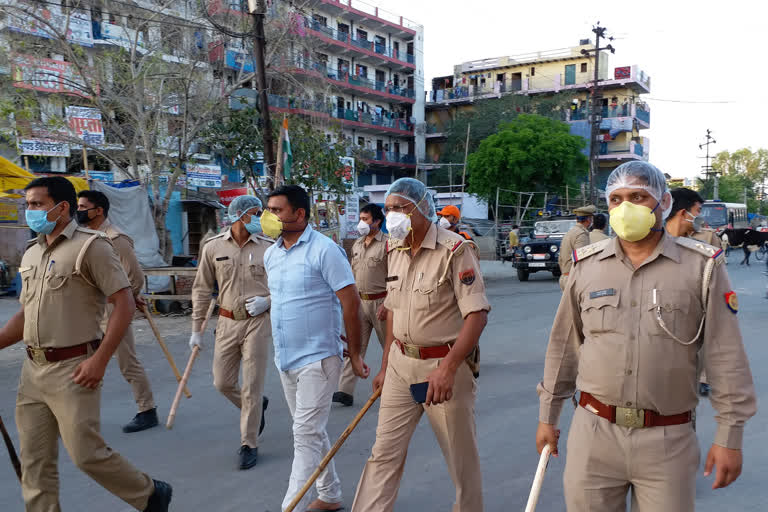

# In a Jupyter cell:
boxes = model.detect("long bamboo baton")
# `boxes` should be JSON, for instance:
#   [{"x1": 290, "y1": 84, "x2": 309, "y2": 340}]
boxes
[
  {"x1": 524, "y1": 444, "x2": 552, "y2": 512},
  {"x1": 166, "y1": 300, "x2": 216, "y2": 429},
  {"x1": 0, "y1": 415, "x2": 21, "y2": 481},
  {"x1": 284, "y1": 388, "x2": 382, "y2": 512},
  {"x1": 140, "y1": 303, "x2": 191, "y2": 398}
]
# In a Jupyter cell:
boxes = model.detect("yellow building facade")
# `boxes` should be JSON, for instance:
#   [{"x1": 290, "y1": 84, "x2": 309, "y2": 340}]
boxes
[{"x1": 425, "y1": 41, "x2": 651, "y2": 188}]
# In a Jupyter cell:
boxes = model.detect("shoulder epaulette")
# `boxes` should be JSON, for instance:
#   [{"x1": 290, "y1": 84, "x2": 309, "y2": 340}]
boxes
[
  {"x1": 75, "y1": 226, "x2": 107, "y2": 237},
  {"x1": 572, "y1": 238, "x2": 611, "y2": 264},
  {"x1": 25, "y1": 237, "x2": 37, "y2": 249},
  {"x1": 675, "y1": 236, "x2": 725, "y2": 264},
  {"x1": 254, "y1": 234, "x2": 274, "y2": 244}
]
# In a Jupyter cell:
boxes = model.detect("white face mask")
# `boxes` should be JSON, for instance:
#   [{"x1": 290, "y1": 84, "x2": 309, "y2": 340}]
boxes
[
  {"x1": 438, "y1": 217, "x2": 452, "y2": 229},
  {"x1": 357, "y1": 220, "x2": 371, "y2": 236},
  {"x1": 686, "y1": 211, "x2": 705, "y2": 233},
  {"x1": 386, "y1": 211, "x2": 412, "y2": 241}
]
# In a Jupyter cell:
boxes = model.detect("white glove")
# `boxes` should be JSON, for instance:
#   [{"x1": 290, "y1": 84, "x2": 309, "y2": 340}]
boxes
[
  {"x1": 245, "y1": 296, "x2": 271, "y2": 317},
  {"x1": 189, "y1": 331, "x2": 203, "y2": 350}
]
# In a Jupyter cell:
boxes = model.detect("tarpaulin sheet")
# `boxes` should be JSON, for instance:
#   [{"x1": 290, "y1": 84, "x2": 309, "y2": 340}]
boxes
[
  {"x1": 91, "y1": 180, "x2": 170, "y2": 292},
  {"x1": 0, "y1": 156, "x2": 89, "y2": 197}
]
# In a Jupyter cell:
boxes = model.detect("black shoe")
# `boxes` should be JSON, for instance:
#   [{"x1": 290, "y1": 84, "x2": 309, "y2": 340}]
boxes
[
  {"x1": 239, "y1": 445, "x2": 258, "y2": 470},
  {"x1": 144, "y1": 479, "x2": 172, "y2": 512},
  {"x1": 123, "y1": 408, "x2": 159, "y2": 433},
  {"x1": 332, "y1": 391, "x2": 354, "y2": 407},
  {"x1": 259, "y1": 396, "x2": 269, "y2": 435},
  {"x1": 699, "y1": 383, "x2": 711, "y2": 397}
]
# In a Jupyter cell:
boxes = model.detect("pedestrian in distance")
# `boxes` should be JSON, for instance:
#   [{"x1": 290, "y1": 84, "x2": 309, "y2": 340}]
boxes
[
  {"x1": 536, "y1": 162, "x2": 756, "y2": 511},
  {"x1": 438, "y1": 204, "x2": 473, "y2": 240},
  {"x1": 262, "y1": 184, "x2": 368, "y2": 512},
  {"x1": 0, "y1": 177, "x2": 171, "y2": 511},
  {"x1": 558, "y1": 204, "x2": 596, "y2": 290},
  {"x1": 334, "y1": 203, "x2": 389, "y2": 407},
  {"x1": 76, "y1": 189, "x2": 159, "y2": 433},
  {"x1": 351, "y1": 178, "x2": 490, "y2": 512},
  {"x1": 188, "y1": 195, "x2": 273, "y2": 470}
]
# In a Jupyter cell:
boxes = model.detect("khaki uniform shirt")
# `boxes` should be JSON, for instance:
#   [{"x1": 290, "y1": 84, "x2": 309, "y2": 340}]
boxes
[
  {"x1": 589, "y1": 229, "x2": 610, "y2": 244},
  {"x1": 101, "y1": 219, "x2": 144, "y2": 296},
  {"x1": 538, "y1": 233, "x2": 756, "y2": 449},
  {"x1": 19, "y1": 220, "x2": 130, "y2": 348},
  {"x1": 384, "y1": 224, "x2": 491, "y2": 346},
  {"x1": 558, "y1": 223, "x2": 590, "y2": 275},
  {"x1": 351, "y1": 230, "x2": 387, "y2": 295},
  {"x1": 692, "y1": 228, "x2": 722, "y2": 249},
  {"x1": 191, "y1": 229, "x2": 272, "y2": 332}
]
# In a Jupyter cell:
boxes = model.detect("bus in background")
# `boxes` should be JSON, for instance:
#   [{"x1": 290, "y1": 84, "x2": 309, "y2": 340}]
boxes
[{"x1": 699, "y1": 200, "x2": 748, "y2": 232}]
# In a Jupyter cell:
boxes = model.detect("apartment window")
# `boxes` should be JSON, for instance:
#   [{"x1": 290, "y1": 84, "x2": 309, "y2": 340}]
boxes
[
  {"x1": 313, "y1": 14, "x2": 328, "y2": 27},
  {"x1": 356, "y1": 29, "x2": 368, "y2": 41},
  {"x1": 581, "y1": 62, "x2": 588, "y2": 73},
  {"x1": 530, "y1": 67, "x2": 535, "y2": 76},
  {"x1": 357, "y1": 137, "x2": 365, "y2": 146}
]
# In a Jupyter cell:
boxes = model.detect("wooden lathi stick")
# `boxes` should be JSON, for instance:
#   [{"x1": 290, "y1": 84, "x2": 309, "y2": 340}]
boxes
[
  {"x1": 284, "y1": 388, "x2": 382, "y2": 512},
  {"x1": 141, "y1": 303, "x2": 191, "y2": 398},
  {"x1": 165, "y1": 300, "x2": 216, "y2": 429}
]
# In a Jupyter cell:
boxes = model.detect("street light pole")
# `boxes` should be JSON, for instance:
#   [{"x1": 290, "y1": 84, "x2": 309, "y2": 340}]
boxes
[
  {"x1": 699, "y1": 129, "x2": 717, "y2": 199},
  {"x1": 248, "y1": 0, "x2": 276, "y2": 189}
]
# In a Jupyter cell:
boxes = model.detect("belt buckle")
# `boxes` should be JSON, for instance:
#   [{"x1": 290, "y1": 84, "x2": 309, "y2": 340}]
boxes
[
  {"x1": 29, "y1": 347, "x2": 48, "y2": 365},
  {"x1": 404, "y1": 344, "x2": 421, "y2": 359},
  {"x1": 360, "y1": 293, "x2": 370, "y2": 300},
  {"x1": 615, "y1": 407, "x2": 645, "y2": 428}
]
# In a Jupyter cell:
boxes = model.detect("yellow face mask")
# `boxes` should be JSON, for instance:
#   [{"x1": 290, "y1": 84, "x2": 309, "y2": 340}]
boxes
[
  {"x1": 260, "y1": 210, "x2": 284, "y2": 239},
  {"x1": 609, "y1": 201, "x2": 659, "y2": 242}
]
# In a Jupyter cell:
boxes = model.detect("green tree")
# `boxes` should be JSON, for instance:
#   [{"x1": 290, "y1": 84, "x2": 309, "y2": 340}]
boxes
[
  {"x1": 698, "y1": 148, "x2": 768, "y2": 215},
  {"x1": 466, "y1": 114, "x2": 588, "y2": 210}
]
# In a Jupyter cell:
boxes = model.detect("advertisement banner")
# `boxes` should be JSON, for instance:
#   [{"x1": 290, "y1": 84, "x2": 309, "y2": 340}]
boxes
[
  {"x1": 0, "y1": 203, "x2": 19, "y2": 223},
  {"x1": 13, "y1": 55, "x2": 90, "y2": 97},
  {"x1": 101, "y1": 22, "x2": 145, "y2": 47},
  {"x1": 19, "y1": 139, "x2": 71, "y2": 157},
  {"x1": 7, "y1": 4, "x2": 93, "y2": 47},
  {"x1": 187, "y1": 164, "x2": 222, "y2": 188},
  {"x1": 66, "y1": 106, "x2": 104, "y2": 145},
  {"x1": 88, "y1": 171, "x2": 114, "y2": 182},
  {"x1": 216, "y1": 187, "x2": 248, "y2": 206}
]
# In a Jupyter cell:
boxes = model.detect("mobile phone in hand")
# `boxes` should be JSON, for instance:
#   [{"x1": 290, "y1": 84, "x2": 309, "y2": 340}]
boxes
[{"x1": 410, "y1": 381, "x2": 429, "y2": 404}]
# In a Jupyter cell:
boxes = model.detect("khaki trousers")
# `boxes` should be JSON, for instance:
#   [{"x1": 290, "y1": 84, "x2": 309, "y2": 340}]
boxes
[
  {"x1": 338, "y1": 297, "x2": 386, "y2": 395},
  {"x1": 351, "y1": 344, "x2": 482, "y2": 512},
  {"x1": 212, "y1": 312, "x2": 271, "y2": 448},
  {"x1": 103, "y1": 305, "x2": 155, "y2": 412},
  {"x1": 564, "y1": 405, "x2": 699, "y2": 512},
  {"x1": 16, "y1": 355, "x2": 154, "y2": 512}
]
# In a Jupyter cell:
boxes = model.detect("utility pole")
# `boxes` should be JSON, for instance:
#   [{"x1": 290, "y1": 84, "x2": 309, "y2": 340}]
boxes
[
  {"x1": 581, "y1": 22, "x2": 615, "y2": 205},
  {"x1": 699, "y1": 129, "x2": 717, "y2": 199},
  {"x1": 248, "y1": 0, "x2": 276, "y2": 189}
]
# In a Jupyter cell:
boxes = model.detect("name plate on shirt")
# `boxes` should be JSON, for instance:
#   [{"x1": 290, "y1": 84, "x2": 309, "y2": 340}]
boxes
[{"x1": 589, "y1": 288, "x2": 616, "y2": 299}]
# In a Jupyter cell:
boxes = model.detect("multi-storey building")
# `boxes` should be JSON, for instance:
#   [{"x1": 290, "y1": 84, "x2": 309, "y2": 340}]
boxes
[
  {"x1": 425, "y1": 40, "x2": 651, "y2": 189},
  {"x1": 265, "y1": 0, "x2": 425, "y2": 187}
]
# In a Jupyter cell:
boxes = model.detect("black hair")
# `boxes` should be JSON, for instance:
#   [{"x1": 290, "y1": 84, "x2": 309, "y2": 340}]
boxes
[
  {"x1": 593, "y1": 213, "x2": 607, "y2": 230},
  {"x1": 269, "y1": 185, "x2": 310, "y2": 222},
  {"x1": 25, "y1": 176, "x2": 76, "y2": 217},
  {"x1": 360, "y1": 203, "x2": 385, "y2": 227},
  {"x1": 78, "y1": 189, "x2": 110, "y2": 218},
  {"x1": 670, "y1": 188, "x2": 704, "y2": 219}
]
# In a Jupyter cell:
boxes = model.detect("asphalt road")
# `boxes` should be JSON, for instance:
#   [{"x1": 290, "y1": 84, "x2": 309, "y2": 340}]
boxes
[{"x1": 0, "y1": 257, "x2": 766, "y2": 511}]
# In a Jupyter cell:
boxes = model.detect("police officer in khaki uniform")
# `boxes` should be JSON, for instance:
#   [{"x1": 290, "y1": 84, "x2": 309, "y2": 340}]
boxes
[
  {"x1": 77, "y1": 190, "x2": 158, "y2": 433},
  {"x1": 189, "y1": 195, "x2": 272, "y2": 470},
  {"x1": 352, "y1": 178, "x2": 490, "y2": 512},
  {"x1": 667, "y1": 187, "x2": 722, "y2": 249},
  {"x1": 589, "y1": 213, "x2": 610, "y2": 244},
  {"x1": 558, "y1": 205, "x2": 596, "y2": 290},
  {"x1": 334, "y1": 203, "x2": 388, "y2": 407},
  {"x1": 536, "y1": 163, "x2": 756, "y2": 511},
  {"x1": 0, "y1": 177, "x2": 171, "y2": 511}
]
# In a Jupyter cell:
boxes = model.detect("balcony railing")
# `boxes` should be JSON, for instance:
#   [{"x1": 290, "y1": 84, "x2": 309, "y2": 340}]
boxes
[
  {"x1": 291, "y1": 56, "x2": 415, "y2": 99},
  {"x1": 267, "y1": 94, "x2": 413, "y2": 133},
  {"x1": 371, "y1": 150, "x2": 416, "y2": 165},
  {"x1": 599, "y1": 141, "x2": 645, "y2": 159},
  {"x1": 569, "y1": 103, "x2": 651, "y2": 125},
  {"x1": 304, "y1": 18, "x2": 415, "y2": 66}
]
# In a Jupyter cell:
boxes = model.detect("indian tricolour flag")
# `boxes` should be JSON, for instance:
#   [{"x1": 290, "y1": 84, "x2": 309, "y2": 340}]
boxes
[{"x1": 281, "y1": 117, "x2": 292, "y2": 179}]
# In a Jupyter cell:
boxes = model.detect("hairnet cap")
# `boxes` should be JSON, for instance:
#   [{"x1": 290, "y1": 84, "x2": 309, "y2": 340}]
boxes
[
  {"x1": 605, "y1": 161, "x2": 672, "y2": 219},
  {"x1": 438, "y1": 205, "x2": 461, "y2": 218},
  {"x1": 228, "y1": 195, "x2": 262, "y2": 222},
  {"x1": 573, "y1": 204, "x2": 596, "y2": 216},
  {"x1": 386, "y1": 178, "x2": 437, "y2": 223}
]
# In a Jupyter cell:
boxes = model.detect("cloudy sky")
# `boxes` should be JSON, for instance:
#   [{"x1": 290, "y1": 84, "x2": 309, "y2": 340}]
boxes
[{"x1": 375, "y1": 0, "x2": 767, "y2": 179}]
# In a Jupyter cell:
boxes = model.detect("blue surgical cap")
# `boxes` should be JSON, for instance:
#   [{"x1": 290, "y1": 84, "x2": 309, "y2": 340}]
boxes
[
  {"x1": 385, "y1": 178, "x2": 437, "y2": 222},
  {"x1": 228, "y1": 195, "x2": 262, "y2": 223}
]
